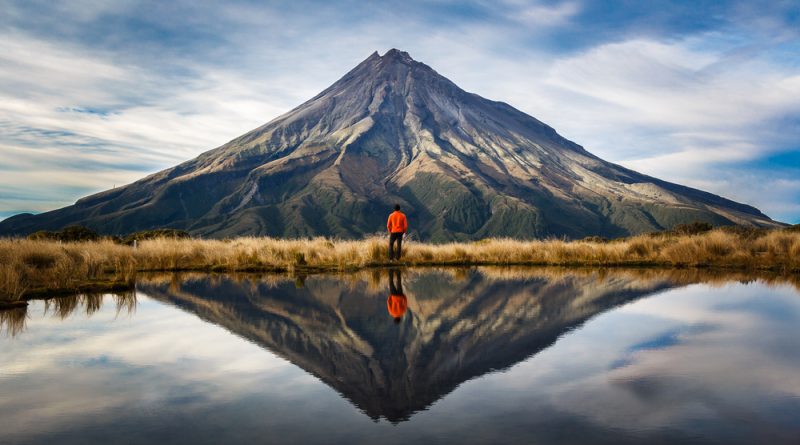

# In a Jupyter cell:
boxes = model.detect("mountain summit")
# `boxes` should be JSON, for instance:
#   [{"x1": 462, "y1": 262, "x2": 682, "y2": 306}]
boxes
[{"x1": 0, "y1": 49, "x2": 780, "y2": 239}]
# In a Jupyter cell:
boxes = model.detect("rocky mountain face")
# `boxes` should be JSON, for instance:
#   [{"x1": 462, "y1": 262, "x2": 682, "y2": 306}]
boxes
[
  {"x1": 137, "y1": 269, "x2": 679, "y2": 421},
  {"x1": 0, "y1": 49, "x2": 780, "y2": 240}
]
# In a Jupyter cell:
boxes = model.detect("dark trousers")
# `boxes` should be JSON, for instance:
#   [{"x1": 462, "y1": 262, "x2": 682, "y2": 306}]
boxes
[
  {"x1": 389, "y1": 232, "x2": 404, "y2": 260},
  {"x1": 389, "y1": 269, "x2": 403, "y2": 294}
]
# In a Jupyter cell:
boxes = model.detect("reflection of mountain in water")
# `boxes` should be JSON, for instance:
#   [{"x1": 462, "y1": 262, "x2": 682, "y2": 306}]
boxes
[{"x1": 138, "y1": 269, "x2": 675, "y2": 422}]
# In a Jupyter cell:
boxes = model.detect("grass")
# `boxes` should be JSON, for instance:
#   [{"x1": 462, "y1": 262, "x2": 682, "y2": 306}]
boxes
[{"x1": 1, "y1": 227, "x2": 799, "y2": 302}]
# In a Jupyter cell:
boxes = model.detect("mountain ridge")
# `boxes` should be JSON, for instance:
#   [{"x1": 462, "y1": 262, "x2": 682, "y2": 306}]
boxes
[{"x1": 0, "y1": 49, "x2": 781, "y2": 240}]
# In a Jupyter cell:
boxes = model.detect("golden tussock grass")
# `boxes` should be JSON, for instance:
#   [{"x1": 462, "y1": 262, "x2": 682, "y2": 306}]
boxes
[{"x1": 1, "y1": 228, "x2": 799, "y2": 301}]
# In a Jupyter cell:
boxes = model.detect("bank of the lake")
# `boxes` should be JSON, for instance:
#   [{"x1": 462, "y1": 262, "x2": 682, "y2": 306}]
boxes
[{"x1": 1, "y1": 226, "x2": 799, "y2": 304}]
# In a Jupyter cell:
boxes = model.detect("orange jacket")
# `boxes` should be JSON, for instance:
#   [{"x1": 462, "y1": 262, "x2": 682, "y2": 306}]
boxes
[
  {"x1": 387, "y1": 294, "x2": 408, "y2": 319},
  {"x1": 387, "y1": 211, "x2": 408, "y2": 233}
]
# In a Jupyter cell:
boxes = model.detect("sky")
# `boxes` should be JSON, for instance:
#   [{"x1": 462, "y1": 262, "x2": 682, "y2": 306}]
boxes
[{"x1": 1, "y1": 0, "x2": 798, "y2": 223}]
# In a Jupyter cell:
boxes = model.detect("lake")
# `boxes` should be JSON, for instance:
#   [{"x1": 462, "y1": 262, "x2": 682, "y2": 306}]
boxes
[{"x1": 1, "y1": 268, "x2": 799, "y2": 444}]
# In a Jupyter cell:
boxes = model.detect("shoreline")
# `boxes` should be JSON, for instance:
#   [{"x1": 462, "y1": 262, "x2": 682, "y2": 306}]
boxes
[
  {"x1": 2, "y1": 227, "x2": 798, "y2": 305},
  {"x1": 2, "y1": 260, "x2": 799, "y2": 309}
]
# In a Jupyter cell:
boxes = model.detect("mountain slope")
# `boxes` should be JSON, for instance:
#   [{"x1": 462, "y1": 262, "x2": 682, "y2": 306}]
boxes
[{"x1": 0, "y1": 49, "x2": 781, "y2": 240}]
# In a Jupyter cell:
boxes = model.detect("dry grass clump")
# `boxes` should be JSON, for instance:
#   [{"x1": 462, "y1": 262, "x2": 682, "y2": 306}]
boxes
[
  {"x1": 133, "y1": 236, "x2": 388, "y2": 271},
  {"x1": 0, "y1": 239, "x2": 135, "y2": 302},
  {"x1": 1, "y1": 228, "x2": 798, "y2": 300}
]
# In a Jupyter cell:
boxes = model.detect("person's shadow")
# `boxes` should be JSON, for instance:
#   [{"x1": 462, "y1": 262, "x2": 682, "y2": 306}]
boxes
[{"x1": 387, "y1": 269, "x2": 407, "y2": 324}]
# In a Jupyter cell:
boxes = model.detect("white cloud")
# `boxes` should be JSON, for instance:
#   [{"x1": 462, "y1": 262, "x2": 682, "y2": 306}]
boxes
[
  {"x1": 535, "y1": 38, "x2": 799, "y2": 156},
  {"x1": 497, "y1": 0, "x2": 581, "y2": 27},
  {"x1": 447, "y1": 36, "x2": 800, "y2": 221},
  {"x1": 0, "y1": 33, "x2": 297, "y2": 213}
]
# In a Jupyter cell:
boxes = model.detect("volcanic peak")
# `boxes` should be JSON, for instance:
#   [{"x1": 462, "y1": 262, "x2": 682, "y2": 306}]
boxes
[{"x1": 0, "y1": 49, "x2": 780, "y2": 240}]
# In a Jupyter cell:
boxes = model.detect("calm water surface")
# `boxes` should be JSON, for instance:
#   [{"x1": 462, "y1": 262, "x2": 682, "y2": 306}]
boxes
[{"x1": 1, "y1": 268, "x2": 799, "y2": 444}]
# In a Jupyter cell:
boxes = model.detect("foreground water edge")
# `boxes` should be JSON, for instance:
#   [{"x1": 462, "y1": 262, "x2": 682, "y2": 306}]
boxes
[{"x1": 1, "y1": 267, "x2": 799, "y2": 444}]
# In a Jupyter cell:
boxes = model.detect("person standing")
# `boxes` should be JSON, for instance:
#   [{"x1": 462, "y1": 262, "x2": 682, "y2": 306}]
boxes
[{"x1": 387, "y1": 204, "x2": 408, "y2": 261}]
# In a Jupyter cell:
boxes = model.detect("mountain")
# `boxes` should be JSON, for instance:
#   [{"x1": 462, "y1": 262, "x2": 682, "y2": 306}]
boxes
[
  {"x1": 0, "y1": 49, "x2": 781, "y2": 240},
  {"x1": 138, "y1": 269, "x2": 679, "y2": 421}
]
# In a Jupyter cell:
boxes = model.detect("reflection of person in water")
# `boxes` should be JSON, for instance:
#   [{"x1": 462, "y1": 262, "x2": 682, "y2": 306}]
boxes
[{"x1": 387, "y1": 269, "x2": 407, "y2": 324}]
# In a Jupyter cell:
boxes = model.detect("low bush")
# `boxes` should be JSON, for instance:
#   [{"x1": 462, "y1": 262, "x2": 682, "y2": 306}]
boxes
[
  {"x1": 671, "y1": 222, "x2": 713, "y2": 236},
  {"x1": 28, "y1": 225, "x2": 100, "y2": 242},
  {"x1": 120, "y1": 229, "x2": 190, "y2": 245}
]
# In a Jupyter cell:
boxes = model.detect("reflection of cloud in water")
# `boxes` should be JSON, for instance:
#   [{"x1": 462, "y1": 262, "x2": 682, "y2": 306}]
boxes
[
  {"x1": 609, "y1": 323, "x2": 717, "y2": 370},
  {"x1": 0, "y1": 293, "x2": 310, "y2": 443},
  {"x1": 0, "y1": 270, "x2": 799, "y2": 444},
  {"x1": 496, "y1": 282, "x2": 800, "y2": 443}
]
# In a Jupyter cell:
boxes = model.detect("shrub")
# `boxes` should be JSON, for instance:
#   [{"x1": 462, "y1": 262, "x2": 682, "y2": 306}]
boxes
[
  {"x1": 27, "y1": 225, "x2": 99, "y2": 242},
  {"x1": 719, "y1": 225, "x2": 769, "y2": 240},
  {"x1": 28, "y1": 230, "x2": 57, "y2": 241},
  {"x1": 581, "y1": 236, "x2": 608, "y2": 243},
  {"x1": 672, "y1": 222, "x2": 713, "y2": 236},
  {"x1": 121, "y1": 229, "x2": 190, "y2": 245},
  {"x1": 61, "y1": 226, "x2": 101, "y2": 241}
]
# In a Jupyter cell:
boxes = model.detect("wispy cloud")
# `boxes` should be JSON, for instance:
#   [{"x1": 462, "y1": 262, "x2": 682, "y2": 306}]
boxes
[
  {"x1": 494, "y1": 0, "x2": 581, "y2": 27},
  {"x1": 533, "y1": 37, "x2": 800, "y2": 219}
]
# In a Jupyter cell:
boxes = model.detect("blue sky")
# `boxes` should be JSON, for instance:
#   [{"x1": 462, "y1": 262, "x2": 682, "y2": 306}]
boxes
[{"x1": 1, "y1": 0, "x2": 798, "y2": 223}]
